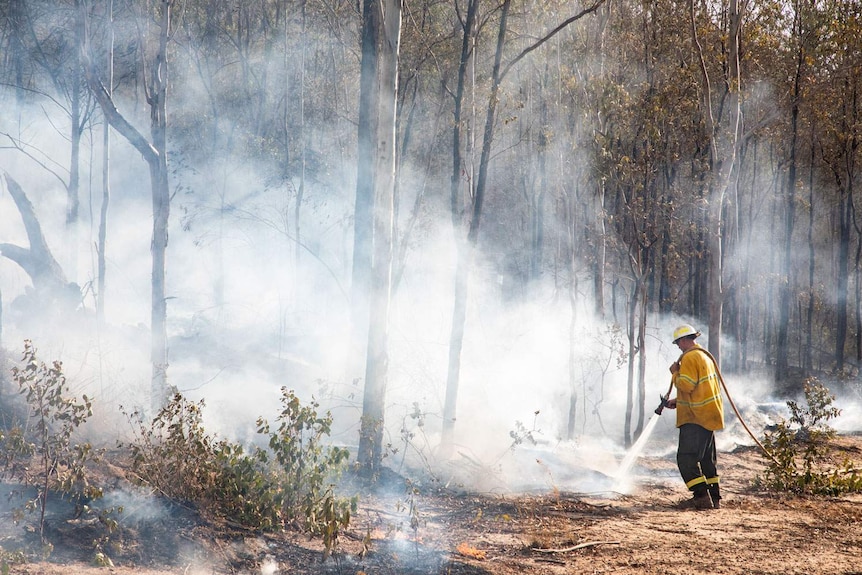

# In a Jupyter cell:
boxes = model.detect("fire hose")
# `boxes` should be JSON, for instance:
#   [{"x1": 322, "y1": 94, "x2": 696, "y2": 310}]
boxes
[{"x1": 655, "y1": 348, "x2": 781, "y2": 467}]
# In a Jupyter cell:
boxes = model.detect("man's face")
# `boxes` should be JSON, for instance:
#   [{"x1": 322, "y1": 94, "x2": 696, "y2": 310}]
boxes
[{"x1": 676, "y1": 337, "x2": 693, "y2": 351}]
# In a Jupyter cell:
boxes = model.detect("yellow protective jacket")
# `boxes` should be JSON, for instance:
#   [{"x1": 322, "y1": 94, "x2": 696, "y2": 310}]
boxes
[{"x1": 672, "y1": 343, "x2": 724, "y2": 431}]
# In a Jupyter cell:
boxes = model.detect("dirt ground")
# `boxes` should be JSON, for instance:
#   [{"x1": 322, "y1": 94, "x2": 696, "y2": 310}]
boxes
[{"x1": 5, "y1": 435, "x2": 862, "y2": 575}]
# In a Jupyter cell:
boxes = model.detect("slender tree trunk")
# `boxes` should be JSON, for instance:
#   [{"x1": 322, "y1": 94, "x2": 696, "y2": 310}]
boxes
[
  {"x1": 836, "y1": 191, "x2": 851, "y2": 370},
  {"x1": 566, "y1": 195, "x2": 578, "y2": 440},
  {"x1": 351, "y1": 0, "x2": 380, "y2": 339},
  {"x1": 636, "y1": 285, "x2": 647, "y2": 435},
  {"x1": 439, "y1": 0, "x2": 479, "y2": 457},
  {"x1": 855, "y1": 233, "x2": 862, "y2": 361},
  {"x1": 777, "y1": 6, "x2": 805, "y2": 381},
  {"x1": 594, "y1": 182, "x2": 606, "y2": 316},
  {"x1": 67, "y1": 0, "x2": 85, "y2": 281},
  {"x1": 357, "y1": 0, "x2": 401, "y2": 474},
  {"x1": 442, "y1": 0, "x2": 511, "y2": 457},
  {"x1": 441, "y1": 0, "x2": 607, "y2": 455},
  {"x1": 295, "y1": 0, "x2": 307, "y2": 272},
  {"x1": 10, "y1": 0, "x2": 26, "y2": 105},
  {"x1": 805, "y1": 140, "x2": 815, "y2": 372},
  {"x1": 691, "y1": 0, "x2": 744, "y2": 364},
  {"x1": 530, "y1": 80, "x2": 548, "y2": 282},
  {"x1": 97, "y1": 0, "x2": 114, "y2": 324},
  {"x1": 82, "y1": 0, "x2": 172, "y2": 411},
  {"x1": 624, "y1": 273, "x2": 646, "y2": 447},
  {"x1": 149, "y1": 0, "x2": 172, "y2": 411}
]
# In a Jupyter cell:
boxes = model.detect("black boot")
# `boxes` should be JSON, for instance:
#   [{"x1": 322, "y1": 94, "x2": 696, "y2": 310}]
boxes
[{"x1": 677, "y1": 486, "x2": 713, "y2": 510}]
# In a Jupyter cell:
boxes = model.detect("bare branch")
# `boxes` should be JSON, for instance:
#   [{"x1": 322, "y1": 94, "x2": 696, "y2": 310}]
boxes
[{"x1": 500, "y1": 0, "x2": 610, "y2": 81}]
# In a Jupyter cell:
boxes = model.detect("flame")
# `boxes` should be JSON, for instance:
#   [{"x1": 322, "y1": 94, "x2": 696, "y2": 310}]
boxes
[{"x1": 456, "y1": 542, "x2": 487, "y2": 560}]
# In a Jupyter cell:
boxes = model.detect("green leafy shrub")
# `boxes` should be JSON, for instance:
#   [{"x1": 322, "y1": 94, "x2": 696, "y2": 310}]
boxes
[
  {"x1": 0, "y1": 546, "x2": 26, "y2": 575},
  {"x1": 759, "y1": 379, "x2": 862, "y2": 495},
  {"x1": 124, "y1": 387, "x2": 354, "y2": 556},
  {"x1": 257, "y1": 389, "x2": 353, "y2": 554},
  {"x1": 122, "y1": 393, "x2": 223, "y2": 505},
  {"x1": 2, "y1": 340, "x2": 103, "y2": 543}
]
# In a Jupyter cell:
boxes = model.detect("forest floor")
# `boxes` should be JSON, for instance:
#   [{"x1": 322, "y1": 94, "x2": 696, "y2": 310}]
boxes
[{"x1": 4, "y1": 434, "x2": 862, "y2": 575}]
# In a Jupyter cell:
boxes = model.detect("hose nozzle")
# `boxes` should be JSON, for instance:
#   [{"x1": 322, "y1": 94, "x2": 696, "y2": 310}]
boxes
[{"x1": 654, "y1": 394, "x2": 670, "y2": 415}]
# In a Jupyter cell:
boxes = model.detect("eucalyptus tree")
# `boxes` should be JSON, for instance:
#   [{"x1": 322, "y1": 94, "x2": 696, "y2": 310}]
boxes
[
  {"x1": 351, "y1": 0, "x2": 380, "y2": 340},
  {"x1": 587, "y1": 0, "x2": 707, "y2": 444},
  {"x1": 813, "y1": 0, "x2": 862, "y2": 372},
  {"x1": 82, "y1": 0, "x2": 173, "y2": 411},
  {"x1": 356, "y1": 0, "x2": 403, "y2": 474},
  {"x1": 96, "y1": 0, "x2": 114, "y2": 324},
  {"x1": 0, "y1": 0, "x2": 99, "y2": 285},
  {"x1": 439, "y1": 0, "x2": 609, "y2": 456},
  {"x1": 774, "y1": 0, "x2": 822, "y2": 380},
  {"x1": 688, "y1": 0, "x2": 746, "y2": 365}
]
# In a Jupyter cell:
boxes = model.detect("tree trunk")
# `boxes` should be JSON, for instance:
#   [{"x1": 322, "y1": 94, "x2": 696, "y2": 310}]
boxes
[
  {"x1": 836, "y1": 191, "x2": 851, "y2": 370},
  {"x1": 357, "y1": 0, "x2": 401, "y2": 474},
  {"x1": 566, "y1": 237, "x2": 578, "y2": 440},
  {"x1": 97, "y1": 0, "x2": 114, "y2": 325},
  {"x1": 439, "y1": 0, "x2": 479, "y2": 458},
  {"x1": 441, "y1": 0, "x2": 513, "y2": 459},
  {"x1": 805, "y1": 139, "x2": 815, "y2": 372},
  {"x1": 530, "y1": 83, "x2": 548, "y2": 282},
  {"x1": 441, "y1": 0, "x2": 608, "y2": 456},
  {"x1": 351, "y1": 0, "x2": 380, "y2": 340},
  {"x1": 855, "y1": 234, "x2": 862, "y2": 362},
  {"x1": 777, "y1": 5, "x2": 805, "y2": 381},
  {"x1": 82, "y1": 0, "x2": 172, "y2": 411},
  {"x1": 295, "y1": 1, "x2": 307, "y2": 275},
  {"x1": 149, "y1": 0, "x2": 172, "y2": 411},
  {"x1": 594, "y1": 182, "x2": 606, "y2": 316},
  {"x1": 691, "y1": 0, "x2": 744, "y2": 365},
  {"x1": 9, "y1": 0, "x2": 26, "y2": 105},
  {"x1": 624, "y1": 280, "x2": 637, "y2": 447},
  {"x1": 636, "y1": 285, "x2": 647, "y2": 435},
  {"x1": 0, "y1": 174, "x2": 71, "y2": 297}
]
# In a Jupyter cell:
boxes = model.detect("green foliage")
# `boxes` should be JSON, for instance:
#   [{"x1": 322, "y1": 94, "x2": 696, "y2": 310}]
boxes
[
  {"x1": 759, "y1": 379, "x2": 862, "y2": 495},
  {"x1": 122, "y1": 393, "x2": 222, "y2": 505},
  {"x1": 258, "y1": 388, "x2": 353, "y2": 556},
  {"x1": 0, "y1": 546, "x2": 26, "y2": 575},
  {"x1": 124, "y1": 388, "x2": 355, "y2": 556},
  {"x1": 3, "y1": 340, "x2": 103, "y2": 543},
  {"x1": 509, "y1": 412, "x2": 542, "y2": 449}
]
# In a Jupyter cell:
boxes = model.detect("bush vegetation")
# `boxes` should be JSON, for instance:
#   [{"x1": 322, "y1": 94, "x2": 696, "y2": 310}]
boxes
[
  {"x1": 0, "y1": 340, "x2": 103, "y2": 546},
  {"x1": 1, "y1": 340, "x2": 355, "y2": 563},
  {"x1": 122, "y1": 388, "x2": 355, "y2": 557},
  {"x1": 759, "y1": 379, "x2": 862, "y2": 495}
]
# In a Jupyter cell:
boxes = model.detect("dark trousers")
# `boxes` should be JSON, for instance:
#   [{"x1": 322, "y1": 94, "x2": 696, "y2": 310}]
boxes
[{"x1": 677, "y1": 423, "x2": 719, "y2": 500}]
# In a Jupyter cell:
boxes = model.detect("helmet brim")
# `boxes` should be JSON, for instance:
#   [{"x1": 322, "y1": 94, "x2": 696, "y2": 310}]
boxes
[{"x1": 673, "y1": 331, "x2": 701, "y2": 344}]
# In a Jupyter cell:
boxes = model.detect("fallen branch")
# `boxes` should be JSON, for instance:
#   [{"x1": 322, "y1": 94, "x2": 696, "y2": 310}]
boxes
[{"x1": 532, "y1": 540, "x2": 621, "y2": 553}]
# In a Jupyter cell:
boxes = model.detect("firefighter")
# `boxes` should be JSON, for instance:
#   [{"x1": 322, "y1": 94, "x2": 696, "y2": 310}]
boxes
[{"x1": 665, "y1": 324, "x2": 724, "y2": 510}]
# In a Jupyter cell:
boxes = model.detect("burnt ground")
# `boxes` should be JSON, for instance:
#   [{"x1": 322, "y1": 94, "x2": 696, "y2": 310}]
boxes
[{"x1": 3, "y1": 435, "x2": 862, "y2": 575}]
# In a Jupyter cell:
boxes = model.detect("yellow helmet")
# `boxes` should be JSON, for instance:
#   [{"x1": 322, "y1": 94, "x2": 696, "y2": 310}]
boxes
[{"x1": 672, "y1": 324, "x2": 701, "y2": 343}]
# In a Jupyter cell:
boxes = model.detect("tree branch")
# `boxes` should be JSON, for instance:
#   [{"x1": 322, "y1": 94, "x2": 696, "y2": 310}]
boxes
[
  {"x1": 80, "y1": 41, "x2": 159, "y2": 165},
  {"x1": 0, "y1": 172, "x2": 69, "y2": 291},
  {"x1": 500, "y1": 0, "x2": 610, "y2": 81},
  {"x1": 533, "y1": 540, "x2": 621, "y2": 553}
]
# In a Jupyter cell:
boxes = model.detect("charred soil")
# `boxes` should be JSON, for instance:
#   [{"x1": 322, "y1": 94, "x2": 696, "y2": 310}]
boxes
[{"x1": 4, "y1": 436, "x2": 862, "y2": 575}]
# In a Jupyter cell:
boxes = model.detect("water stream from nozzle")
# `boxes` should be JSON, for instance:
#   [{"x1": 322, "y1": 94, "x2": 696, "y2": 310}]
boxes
[{"x1": 612, "y1": 411, "x2": 662, "y2": 485}]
